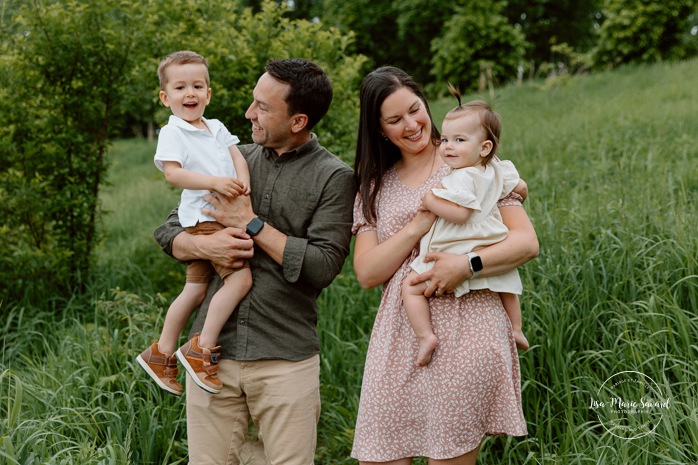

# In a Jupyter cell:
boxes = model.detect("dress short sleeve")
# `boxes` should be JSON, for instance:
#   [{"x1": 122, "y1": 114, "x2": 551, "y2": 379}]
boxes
[
  {"x1": 497, "y1": 159, "x2": 521, "y2": 197},
  {"x1": 431, "y1": 168, "x2": 480, "y2": 211},
  {"x1": 352, "y1": 192, "x2": 377, "y2": 235},
  {"x1": 498, "y1": 191, "x2": 524, "y2": 208}
]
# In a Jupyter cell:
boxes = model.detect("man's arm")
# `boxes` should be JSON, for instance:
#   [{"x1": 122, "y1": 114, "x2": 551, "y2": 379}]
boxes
[
  {"x1": 204, "y1": 168, "x2": 356, "y2": 288},
  {"x1": 153, "y1": 207, "x2": 254, "y2": 269}
]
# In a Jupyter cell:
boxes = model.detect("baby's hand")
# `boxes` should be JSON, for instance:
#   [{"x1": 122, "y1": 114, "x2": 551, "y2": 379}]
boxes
[
  {"x1": 212, "y1": 177, "x2": 245, "y2": 197},
  {"x1": 421, "y1": 191, "x2": 437, "y2": 212}
]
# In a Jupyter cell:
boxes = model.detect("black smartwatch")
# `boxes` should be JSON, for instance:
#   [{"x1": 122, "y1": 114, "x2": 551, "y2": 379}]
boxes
[
  {"x1": 466, "y1": 252, "x2": 483, "y2": 279},
  {"x1": 245, "y1": 217, "x2": 265, "y2": 237}
]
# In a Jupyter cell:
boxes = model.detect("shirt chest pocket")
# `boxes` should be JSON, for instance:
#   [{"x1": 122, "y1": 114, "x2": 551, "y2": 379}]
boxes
[{"x1": 274, "y1": 184, "x2": 319, "y2": 235}]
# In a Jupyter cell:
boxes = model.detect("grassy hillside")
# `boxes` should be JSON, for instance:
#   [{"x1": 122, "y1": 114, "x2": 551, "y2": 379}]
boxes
[{"x1": 1, "y1": 58, "x2": 697, "y2": 464}]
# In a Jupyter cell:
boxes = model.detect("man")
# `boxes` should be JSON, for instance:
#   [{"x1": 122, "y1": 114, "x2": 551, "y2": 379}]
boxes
[{"x1": 154, "y1": 58, "x2": 356, "y2": 464}]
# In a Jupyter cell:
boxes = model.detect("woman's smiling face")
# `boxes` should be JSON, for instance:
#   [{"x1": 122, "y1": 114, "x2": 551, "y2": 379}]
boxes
[{"x1": 379, "y1": 86, "x2": 432, "y2": 156}]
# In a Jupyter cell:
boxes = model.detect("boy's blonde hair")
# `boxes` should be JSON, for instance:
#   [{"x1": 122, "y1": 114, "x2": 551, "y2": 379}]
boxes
[
  {"x1": 443, "y1": 83, "x2": 501, "y2": 166},
  {"x1": 157, "y1": 51, "x2": 210, "y2": 90}
]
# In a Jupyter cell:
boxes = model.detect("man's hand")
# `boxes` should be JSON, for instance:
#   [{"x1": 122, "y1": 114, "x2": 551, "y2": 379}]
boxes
[
  {"x1": 191, "y1": 227, "x2": 254, "y2": 269},
  {"x1": 203, "y1": 192, "x2": 255, "y2": 230}
]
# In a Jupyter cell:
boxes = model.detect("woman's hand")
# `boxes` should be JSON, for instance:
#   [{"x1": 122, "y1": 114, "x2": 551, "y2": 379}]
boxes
[
  {"x1": 354, "y1": 208, "x2": 436, "y2": 290},
  {"x1": 409, "y1": 251, "x2": 470, "y2": 296}
]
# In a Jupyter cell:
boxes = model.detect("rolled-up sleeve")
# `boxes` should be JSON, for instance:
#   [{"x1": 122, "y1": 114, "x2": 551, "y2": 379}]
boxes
[{"x1": 283, "y1": 168, "x2": 355, "y2": 288}]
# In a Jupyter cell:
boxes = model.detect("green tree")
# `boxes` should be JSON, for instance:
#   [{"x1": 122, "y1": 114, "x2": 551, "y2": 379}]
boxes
[
  {"x1": 394, "y1": 0, "x2": 453, "y2": 85},
  {"x1": 505, "y1": 0, "x2": 602, "y2": 70},
  {"x1": 318, "y1": 0, "x2": 403, "y2": 73},
  {"x1": 593, "y1": 0, "x2": 698, "y2": 67},
  {"x1": 0, "y1": 0, "x2": 153, "y2": 300},
  {"x1": 430, "y1": 0, "x2": 527, "y2": 94}
]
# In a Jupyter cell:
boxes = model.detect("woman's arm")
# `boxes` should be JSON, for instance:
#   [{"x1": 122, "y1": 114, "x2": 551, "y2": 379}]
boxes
[
  {"x1": 410, "y1": 204, "x2": 538, "y2": 295},
  {"x1": 479, "y1": 203, "x2": 539, "y2": 273},
  {"x1": 354, "y1": 209, "x2": 436, "y2": 289}
]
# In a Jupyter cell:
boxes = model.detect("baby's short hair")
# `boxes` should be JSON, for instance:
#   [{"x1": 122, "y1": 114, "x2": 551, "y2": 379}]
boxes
[{"x1": 157, "y1": 51, "x2": 210, "y2": 90}]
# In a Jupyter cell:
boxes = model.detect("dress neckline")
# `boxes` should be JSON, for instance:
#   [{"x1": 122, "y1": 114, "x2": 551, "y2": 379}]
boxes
[{"x1": 391, "y1": 162, "x2": 448, "y2": 191}]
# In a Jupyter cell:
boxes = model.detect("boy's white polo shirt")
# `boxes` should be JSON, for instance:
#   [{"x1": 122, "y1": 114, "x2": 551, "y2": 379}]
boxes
[{"x1": 154, "y1": 115, "x2": 240, "y2": 227}]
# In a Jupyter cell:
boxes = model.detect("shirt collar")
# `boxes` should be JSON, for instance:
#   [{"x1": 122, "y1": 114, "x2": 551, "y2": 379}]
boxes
[
  {"x1": 262, "y1": 133, "x2": 319, "y2": 162},
  {"x1": 168, "y1": 115, "x2": 220, "y2": 134}
]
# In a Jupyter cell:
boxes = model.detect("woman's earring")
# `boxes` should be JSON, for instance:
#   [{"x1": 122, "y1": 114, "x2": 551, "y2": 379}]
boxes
[{"x1": 381, "y1": 133, "x2": 388, "y2": 141}]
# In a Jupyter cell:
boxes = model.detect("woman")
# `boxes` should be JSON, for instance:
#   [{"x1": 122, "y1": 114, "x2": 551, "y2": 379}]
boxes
[{"x1": 351, "y1": 66, "x2": 538, "y2": 464}]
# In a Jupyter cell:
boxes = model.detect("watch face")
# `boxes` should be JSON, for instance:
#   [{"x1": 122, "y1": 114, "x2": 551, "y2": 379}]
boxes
[
  {"x1": 471, "y1": 255, "x2": 483, "y2": 272},
  {"x1": 246, "y1": 217, "x2": 265, "y2": 236}
]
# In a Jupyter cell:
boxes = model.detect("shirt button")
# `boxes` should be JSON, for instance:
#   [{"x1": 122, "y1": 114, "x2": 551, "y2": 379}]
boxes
[
  {"x1": 264, "y1": 194, "x2": 269, "y2": 199},
  {"x1": 239, "y1": 319, "x2": 246, "y2": 325}
]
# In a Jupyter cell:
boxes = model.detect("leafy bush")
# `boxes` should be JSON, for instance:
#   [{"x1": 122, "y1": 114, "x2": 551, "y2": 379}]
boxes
[
  {"x1": 429, "y1": 0, "x2": 527, "y2": 94},
  {"x1": 593, "y1": 0, "x2": 698, "y2": 67}
]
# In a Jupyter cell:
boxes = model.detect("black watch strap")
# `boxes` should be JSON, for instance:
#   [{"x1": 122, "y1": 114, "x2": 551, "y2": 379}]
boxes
[{"x1": 245, "y1": 217, "x2": 265, "y2": 237}]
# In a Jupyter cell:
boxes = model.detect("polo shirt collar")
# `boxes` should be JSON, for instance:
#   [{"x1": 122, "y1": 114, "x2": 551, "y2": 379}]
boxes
[{"x1": 168, "y1": 115, "x2": 221, "y2": 134}]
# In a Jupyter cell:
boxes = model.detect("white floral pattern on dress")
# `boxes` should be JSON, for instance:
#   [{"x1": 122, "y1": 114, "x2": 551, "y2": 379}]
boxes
[{"x1": 351, "y1": 163, "x2": 527, "y2": 461}]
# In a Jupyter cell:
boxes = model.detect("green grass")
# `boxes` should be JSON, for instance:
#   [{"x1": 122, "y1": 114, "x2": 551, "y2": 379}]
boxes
[{"x1": 2, "y1": 58, "x2": 698, "y2": 463}]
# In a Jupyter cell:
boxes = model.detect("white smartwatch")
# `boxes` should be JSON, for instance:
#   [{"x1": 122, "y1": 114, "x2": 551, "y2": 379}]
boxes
[{"x1": 467, "y1": 252, "x2": 483, "y2": 279}]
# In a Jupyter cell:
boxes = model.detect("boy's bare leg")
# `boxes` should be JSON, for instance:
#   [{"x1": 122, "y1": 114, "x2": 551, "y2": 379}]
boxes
[
  {"x1": 199, "y1": 267, "x2": 253, "y2": 349},
  {"x1": 402, "y1": 271, "x2": 438, "y2": 366},
  {"x1": 159, "y1": 282, "x2": 209, "y2": 355},
  {"x1": 501, "y1": 292, "x2": 529, "y2": 350}
]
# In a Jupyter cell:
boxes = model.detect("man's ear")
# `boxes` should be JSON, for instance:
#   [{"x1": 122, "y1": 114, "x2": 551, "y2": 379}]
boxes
[{"x1": 290, "y1": 114, "x2": 309, "y2": 134}]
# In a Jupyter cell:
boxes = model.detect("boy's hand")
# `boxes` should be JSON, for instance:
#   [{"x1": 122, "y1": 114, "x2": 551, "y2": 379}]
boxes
[{"x1": 212, "y1": 176, "x2": 246, "y2": 197}]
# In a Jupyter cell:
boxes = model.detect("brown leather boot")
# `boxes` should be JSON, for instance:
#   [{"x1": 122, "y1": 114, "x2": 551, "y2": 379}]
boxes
[
  {"x1": 176, "y1": 333, "x2": 222, "y2": 394},
  {"x1": 136, "y1": 341, "x2": 183, "y2": 396}
]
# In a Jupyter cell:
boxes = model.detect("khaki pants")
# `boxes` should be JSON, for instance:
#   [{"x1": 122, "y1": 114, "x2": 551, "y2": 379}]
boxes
[{"x1": 186, "y1": 356, "x2": 321, "y2": 465}]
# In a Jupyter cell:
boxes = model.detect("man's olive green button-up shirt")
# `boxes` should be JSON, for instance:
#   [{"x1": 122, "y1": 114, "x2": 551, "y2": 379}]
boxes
[{"x1": 154, "y1": 135, "x2": 356, "y2": 361}]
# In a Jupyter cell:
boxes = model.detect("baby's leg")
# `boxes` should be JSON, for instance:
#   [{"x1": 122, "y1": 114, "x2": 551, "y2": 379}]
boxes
[
  {"x1": 159, "y1": 281, "x2": 209, "y2": 355},
  {"x1": 402, "y1": 271, "x2": 438, "y2": 366},
  {"x1": 199, "y1": 267, "x2": 253, "y2": 349},
  {"x1": 501, "y1": 292, "x2": 529, "y2": 350}
]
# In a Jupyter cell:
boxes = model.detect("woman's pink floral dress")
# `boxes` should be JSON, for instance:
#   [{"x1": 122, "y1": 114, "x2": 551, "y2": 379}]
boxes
[{"x1": 351, "y1": 164, "x2": 527, "y2": 461}]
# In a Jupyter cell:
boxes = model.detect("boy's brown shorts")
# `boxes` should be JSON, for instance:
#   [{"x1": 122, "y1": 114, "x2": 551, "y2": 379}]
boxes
[{"x1": 184, "y1": 221, "x2": 241, "y2": 283}]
